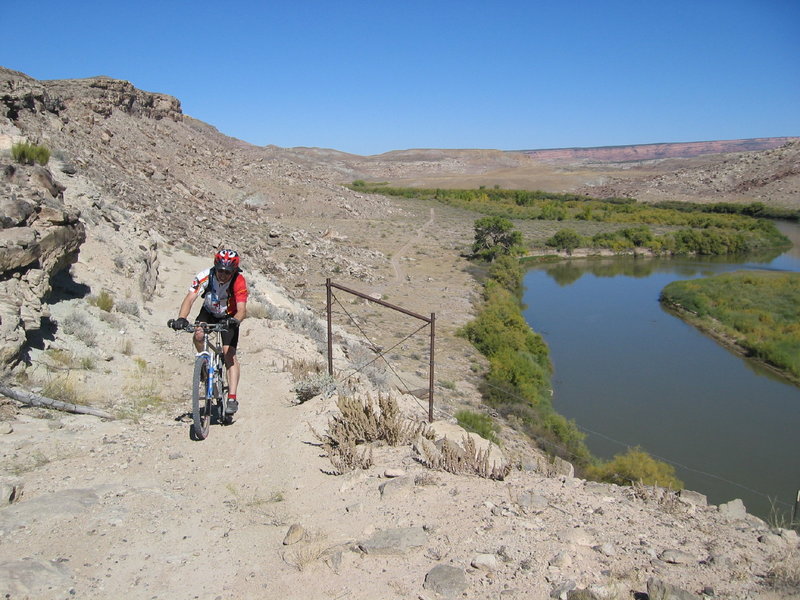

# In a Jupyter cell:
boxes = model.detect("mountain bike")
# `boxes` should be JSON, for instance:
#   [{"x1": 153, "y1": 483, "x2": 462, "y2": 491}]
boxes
[{"x1": 167, "y1": 319, "x2": 232, "y2": 440}]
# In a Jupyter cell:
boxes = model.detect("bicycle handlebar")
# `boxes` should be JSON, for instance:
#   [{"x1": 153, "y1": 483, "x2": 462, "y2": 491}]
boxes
[{"x1": 167, "y1": 319, "x2": 229, "y2": 333}]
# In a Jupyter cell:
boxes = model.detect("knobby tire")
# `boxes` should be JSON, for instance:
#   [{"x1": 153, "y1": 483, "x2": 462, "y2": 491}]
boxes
[{"x1": 192, "y1": 355, "x2": 211, "y2": 440}]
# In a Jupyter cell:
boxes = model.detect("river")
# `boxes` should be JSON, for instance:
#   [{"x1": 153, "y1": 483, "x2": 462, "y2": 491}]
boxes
[{"x1": 521, "y1": 221, "x2": 800, "y2": 521}]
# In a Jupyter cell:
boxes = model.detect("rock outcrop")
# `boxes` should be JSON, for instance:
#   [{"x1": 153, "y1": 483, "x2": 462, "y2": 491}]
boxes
[{"x1": 0, "y1": 162, "x2": 84, "y2": 365}]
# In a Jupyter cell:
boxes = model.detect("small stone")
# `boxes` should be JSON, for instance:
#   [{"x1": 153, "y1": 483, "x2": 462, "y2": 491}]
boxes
[
  {"x1": 0, "y1": 422, "x2": 13, "y2": 434},
  {"x1": 758, "y1": 533, "x2": 785, "y2": 548},
  {"x1": 383, "y1": 468, "x2": 405, "y2": 478},
  {"x1": 423, "y1": 564, "x2": 467, "y2": 597},
  {"x1": 718, "y1": 498, "x2": 748, "y2": 520},
  {"x1": 379, "y1": 476, "x2": 414, "y2": 499},
  {"x1": 647, "y1": 577, "x2": 698, "y2": 600},
  {"x1": 471, "y1": 553, "x2": 499, "y2": 571},
  {"x1": 659, "y1": 549, "x2": 697, "y2": 565},
  {"x1": 283, "y1": 523, "x2": 305, "y2": 545},
  {"x1": 549, "y1": 551, "x2": 572, "y2": 568},
  {"x1": 594, "y1": 542, "x2": 616, "y2": 557}
]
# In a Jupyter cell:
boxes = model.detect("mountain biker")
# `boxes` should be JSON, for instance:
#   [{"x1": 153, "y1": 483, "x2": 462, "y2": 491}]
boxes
[{"x1": 170, "y1": 249, "x2": 248, "y2": 414}]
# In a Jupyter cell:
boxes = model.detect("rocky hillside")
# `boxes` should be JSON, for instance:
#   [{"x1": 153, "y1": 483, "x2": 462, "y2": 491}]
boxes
[
  {"x1": 519, "y1": 138, "x2": 798, "y2": 163},
  {"x1": 577, "y1": 140, "x2": 800, "y2": 207},
  {"x1": 1, "y1": 67, "x2": 799, "y2": 599}
]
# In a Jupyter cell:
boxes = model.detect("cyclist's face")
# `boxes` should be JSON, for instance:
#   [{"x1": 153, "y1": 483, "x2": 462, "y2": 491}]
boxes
[{"x1": 217, "y1": 269, "x2": 233, "y2": 282}]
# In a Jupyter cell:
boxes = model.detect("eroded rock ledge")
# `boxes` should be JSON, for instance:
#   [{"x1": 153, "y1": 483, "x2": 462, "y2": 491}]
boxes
[{"x1": 0, "y1": 163, "x2": 84, "y2": 365}]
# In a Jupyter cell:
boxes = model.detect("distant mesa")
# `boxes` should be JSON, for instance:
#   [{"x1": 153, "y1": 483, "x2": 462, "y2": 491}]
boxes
[{"x1": 517, "y1": 137, "x2": 799, "y2": 162}]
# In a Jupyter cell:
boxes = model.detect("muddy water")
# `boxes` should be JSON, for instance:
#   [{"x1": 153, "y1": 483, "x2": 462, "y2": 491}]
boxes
[{"x1": 522, "y1": 222, "x2": 800, "y2": 520}]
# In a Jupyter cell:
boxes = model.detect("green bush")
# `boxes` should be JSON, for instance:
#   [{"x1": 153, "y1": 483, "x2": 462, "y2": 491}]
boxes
[
  {"x1": 89, "y1": 290, "x2": 114, "y2": 312},
  {"x1": 585, "y1": 447, "x2": 684, "y2": 489},
  {"x1": 547, "y1": 229, "x2": 583, "y2": 254},
  {"x1": 11, "y1": 141, "x2": 50, "y2": 166},
  {"x1": 455, "y1": 410, "x2": 500, "y2": 444},
  {"x1": 472, "y1": 216, "x2": 524, "y2": 261}
]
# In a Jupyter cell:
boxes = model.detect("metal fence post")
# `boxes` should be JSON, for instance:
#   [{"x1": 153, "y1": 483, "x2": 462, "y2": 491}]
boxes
[
  {"x1": 326, "y1": 278, "x2": 333, "y2": 376},
  {"x1": 429, "y1": 312, "x2": 435, "y2": 423}
]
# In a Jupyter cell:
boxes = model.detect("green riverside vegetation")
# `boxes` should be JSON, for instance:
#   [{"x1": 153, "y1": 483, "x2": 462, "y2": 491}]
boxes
[
  {"x1": 661, "y1": 271, "x2": 800, "y2": 383},
  {"x1": 350, "y1": 182, "x2": 793, "y2": 257},
  {"x1": 458, "y1": 255, "x2": 592, "y2": 467},
  {"x1": 459, "y1": 253, "x2": 683, "y2": 488}
]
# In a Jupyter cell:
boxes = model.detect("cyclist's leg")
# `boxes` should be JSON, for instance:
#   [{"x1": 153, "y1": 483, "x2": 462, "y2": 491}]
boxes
[
  {"x1": 193, "y1": 308, "x2": 214, "y2": 351},
  {"x1": 221, "y1": 324, "x2": 241, "y2": 396},
  {"x1": 223, "y1": 346, "x2": 240, "y2": 396}
]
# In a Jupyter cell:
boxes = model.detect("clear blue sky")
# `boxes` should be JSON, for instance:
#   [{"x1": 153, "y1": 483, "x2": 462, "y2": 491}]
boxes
[{"x1": 4, "y1": 1, "x2": 799, "y2": 156}]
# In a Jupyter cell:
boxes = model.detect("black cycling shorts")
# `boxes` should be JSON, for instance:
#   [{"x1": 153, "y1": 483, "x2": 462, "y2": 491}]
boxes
[{"x1": 196, "y1": 307, "x2": 239, "y2": 348}]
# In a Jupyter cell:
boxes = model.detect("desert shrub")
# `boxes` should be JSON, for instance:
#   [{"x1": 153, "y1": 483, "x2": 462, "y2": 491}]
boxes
[
  {"x1": 115, "y1": 299, "x2": 140, "y2": 316},
  {"x1": 767, "y1": 550, "x2": 800, "y2": 591},
  {"x1": 124, "y1": 359, "x2": 165, "y2": 412},
  {"x1": 415, "y1": 433, "x2": 512, "y2": 480},
  {"x1": 11, "y1": 141, "x2": 50, "y2": 165},
  {"x1": 345, "y1": 342, "x2": 390, "y2": 389},
  {"x1": 247, "y1": 302, "x2": 268, "y2": 319},
  {"x1": 60, "y1": 311, "x2": 97, "y2": 347},
  {"x1": 585, "y1": 446, "x2": 684, "y2": 489},
  {"x1": 455, "y1": 409, "x2": 499, "y2": 444},
  {"x1": 314, "y1": 394, "x2": 432, "y2": 473},
  {"x1": 42, "y1": 375, "x2": 81, "y2": 404},
  {"x1": 89, "y1": 290, "x2": 114, "y2": 312},
  {"x1": 44, "y1": 348, "x2": 76, "y2": 368}
]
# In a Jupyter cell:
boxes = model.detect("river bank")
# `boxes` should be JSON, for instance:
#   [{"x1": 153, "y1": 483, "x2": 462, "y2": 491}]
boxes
[{"x1": 660, "y1": 301, "x2": 800, "y2": 388}]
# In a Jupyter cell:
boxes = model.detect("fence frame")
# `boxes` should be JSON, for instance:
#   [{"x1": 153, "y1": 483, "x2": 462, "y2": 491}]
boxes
[{"x1": 326, "y1": 278, "x2": 435, "y2": 422}]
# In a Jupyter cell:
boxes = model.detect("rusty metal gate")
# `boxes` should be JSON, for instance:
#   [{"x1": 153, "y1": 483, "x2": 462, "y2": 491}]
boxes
[{"x1": 325, "y1": 278, "x2": 435, "y2": 422}]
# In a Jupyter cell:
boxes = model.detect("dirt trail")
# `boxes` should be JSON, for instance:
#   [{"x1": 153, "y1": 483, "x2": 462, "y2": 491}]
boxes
[
  {"x1": 389, "y1": 207, "x2": 435, "y2": 283},
  {"x1": 0, "y1": 249, "x2": 368, "y2": 598}
]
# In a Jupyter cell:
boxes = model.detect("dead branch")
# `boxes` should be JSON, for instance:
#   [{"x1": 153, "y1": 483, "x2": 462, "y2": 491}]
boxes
[{"x1": 0, "y1": 383, "x2": 116, "y2": 420}]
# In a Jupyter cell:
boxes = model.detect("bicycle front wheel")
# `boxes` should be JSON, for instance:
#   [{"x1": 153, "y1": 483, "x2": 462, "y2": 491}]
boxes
[{"x1": 192, "y1": 355, "x2": 212, "y2": 440}]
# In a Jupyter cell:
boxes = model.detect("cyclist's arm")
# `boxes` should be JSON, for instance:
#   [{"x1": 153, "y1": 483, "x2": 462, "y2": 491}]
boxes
[
  {"x1": 178, "y1": 290, "x2": 200, "y2": 319},
  {"x1": 232, "y1": 300, "x2": 247, "y2": 323}
]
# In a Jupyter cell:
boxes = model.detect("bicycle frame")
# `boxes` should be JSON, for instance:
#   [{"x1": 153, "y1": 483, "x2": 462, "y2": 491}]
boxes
[{"x1": 195, "y1": 326, "x2": 227, "y2": 406}]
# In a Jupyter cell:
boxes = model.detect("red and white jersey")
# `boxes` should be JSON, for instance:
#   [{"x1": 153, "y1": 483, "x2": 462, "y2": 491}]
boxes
[{"x1": 189, "y1": 268, "x2": 249, "y2": 317}]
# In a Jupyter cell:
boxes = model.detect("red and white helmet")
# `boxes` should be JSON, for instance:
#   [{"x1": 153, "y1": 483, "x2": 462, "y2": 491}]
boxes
[{"x1": 214, "y1": 249, "x2": 240, "y2": 272}]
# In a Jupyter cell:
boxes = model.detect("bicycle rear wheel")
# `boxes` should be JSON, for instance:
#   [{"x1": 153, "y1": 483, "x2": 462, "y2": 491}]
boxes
[{"x1": 192, "y1": 355, "x2": 212, "y2": 440}]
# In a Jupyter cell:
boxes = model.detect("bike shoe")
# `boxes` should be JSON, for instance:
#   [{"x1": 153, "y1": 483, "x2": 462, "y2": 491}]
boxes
[{"x1": 226, "y1": 399, "x2": 239, "y2": 414}]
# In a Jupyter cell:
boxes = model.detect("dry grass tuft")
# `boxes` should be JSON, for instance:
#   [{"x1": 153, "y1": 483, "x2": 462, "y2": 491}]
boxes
[
  {"x1": 280, "y1": 533, "x2": 329, "y2": 572},
  {"x1": 416, "y1": 434, "x2": 512, "y2": 481},
  {"x1": 767, "y1": 550, "x2": 800, "y2": 591},
  {"x1": 314, "y1": 394, "x2": 432, "y2": 474}
]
